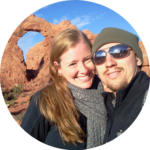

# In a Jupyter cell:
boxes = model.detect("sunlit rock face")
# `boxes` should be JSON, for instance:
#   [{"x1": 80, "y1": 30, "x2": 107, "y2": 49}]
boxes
[{"x1": 0, "y1": 14, "x2": 149, "y2": 90}]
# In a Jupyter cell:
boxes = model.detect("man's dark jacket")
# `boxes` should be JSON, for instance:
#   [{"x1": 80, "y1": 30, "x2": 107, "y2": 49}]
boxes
[{"x1": 103, "y1": 71, "x2": 149, "y2": 143}]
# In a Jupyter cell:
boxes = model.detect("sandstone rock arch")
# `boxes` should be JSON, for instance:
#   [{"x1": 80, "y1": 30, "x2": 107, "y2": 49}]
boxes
[
  {"x1": 0, "y1": 15, "x2": 77, "y2": 90},
  {"x1": 0, "y1": 14, "x2": 149, "y2": 91}
]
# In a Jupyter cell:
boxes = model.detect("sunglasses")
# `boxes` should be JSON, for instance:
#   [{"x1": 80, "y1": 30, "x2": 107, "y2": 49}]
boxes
[{"x1": 92, "y1": 44, "x2": 132, "y2": 65}]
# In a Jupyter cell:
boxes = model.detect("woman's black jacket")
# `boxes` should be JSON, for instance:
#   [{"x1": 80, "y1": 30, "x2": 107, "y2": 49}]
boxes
[{"x1": 21, "y1": 91, "x2": 87, "y2": 150}]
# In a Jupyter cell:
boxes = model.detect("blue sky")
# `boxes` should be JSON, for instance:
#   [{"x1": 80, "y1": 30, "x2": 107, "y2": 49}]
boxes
[{"x1": 17, "y1": 0, "x2": 140, "y2": 61}]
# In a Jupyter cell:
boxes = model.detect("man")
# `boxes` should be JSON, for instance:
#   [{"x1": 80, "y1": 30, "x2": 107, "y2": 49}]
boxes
[{"x1": 92, "y1": 27, "x2": 149, "y2": 143}]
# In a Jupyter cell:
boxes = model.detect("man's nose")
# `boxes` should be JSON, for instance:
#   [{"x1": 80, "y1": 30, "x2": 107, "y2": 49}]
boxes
[{"x1": 105, "y1": 53, "x2": 117, "y2": 68}]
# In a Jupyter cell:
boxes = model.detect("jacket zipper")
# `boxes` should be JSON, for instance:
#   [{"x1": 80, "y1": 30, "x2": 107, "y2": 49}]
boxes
[
  {"x1": 106, "y1": 112, "x2": 117, "y2": 142},
  {"x1": 106, "y1": 93, "x2": 119, "y2": 142}
]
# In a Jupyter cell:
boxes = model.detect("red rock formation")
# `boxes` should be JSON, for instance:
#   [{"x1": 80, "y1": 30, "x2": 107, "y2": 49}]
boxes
[
  {"x1": 0, "y1": 14, "x2": 54, "y2": 90},
  {"x1": 139, "y1": 41, "x2": 150, "y2": 76},
  {"x1": 82, "y1": 29, "x2": 98, "y2": 44},
  {"x1": 0, "y1": 14, "x2": 149, "y2": 91},
  {"x1": 0, "y1": 31, "x2": 27, "y2": 89},
  {"x1": 0, "y1": 15, "x2": 78, "y2": 90},
  {"x1": 26, "y1": 42, "x2": 44, "y2": 70}
]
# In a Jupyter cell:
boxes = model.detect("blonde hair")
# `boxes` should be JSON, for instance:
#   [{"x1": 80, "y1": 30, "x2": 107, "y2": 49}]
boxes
[{"x1": 39, "y1": 28, "x2": 92, "y2": 144}]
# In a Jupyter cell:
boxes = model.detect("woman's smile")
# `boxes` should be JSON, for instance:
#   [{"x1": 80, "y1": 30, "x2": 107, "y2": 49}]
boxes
[
  {"x1": 56, "y1": 40, "x2": 95, "y2": 89},
  {"x1": 76, "y1": 72, "x2": 92, "y2": 82}
]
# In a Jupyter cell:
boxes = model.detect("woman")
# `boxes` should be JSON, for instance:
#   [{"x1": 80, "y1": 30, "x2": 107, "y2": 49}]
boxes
[{"x1": 21, "y1": 28, "x2": 107, "y2": 149}]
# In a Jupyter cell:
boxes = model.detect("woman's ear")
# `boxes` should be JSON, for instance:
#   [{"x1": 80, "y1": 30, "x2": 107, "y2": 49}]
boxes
[
  {"x1": 53, "y1": 61, "x2": 59, "y2": 67},
  {"x1": 53, "y1": 61, "x2": 62, "y2": 75}
]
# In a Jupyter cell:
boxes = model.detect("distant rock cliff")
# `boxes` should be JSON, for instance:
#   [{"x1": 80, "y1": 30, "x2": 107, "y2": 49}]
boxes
[
  {"x1": 0, "y1": 14, "x2": 149, "y2": 90},
  {"x1": 139, "y1": 41, "x2": 150, "y2": 75}
]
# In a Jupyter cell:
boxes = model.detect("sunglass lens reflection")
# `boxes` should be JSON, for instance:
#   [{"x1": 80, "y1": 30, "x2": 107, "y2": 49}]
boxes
[
  {"x1": 95, "y1": 51, "x2": 106, "y2": 64},
  {"x1": 110, "y1": 45, "x2": 129, "y2": 58}
]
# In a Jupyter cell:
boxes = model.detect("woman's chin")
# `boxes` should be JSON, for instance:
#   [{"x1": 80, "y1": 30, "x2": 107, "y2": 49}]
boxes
[{"x1": 76, "y1": 80, "x2": 93, "y2": 89}]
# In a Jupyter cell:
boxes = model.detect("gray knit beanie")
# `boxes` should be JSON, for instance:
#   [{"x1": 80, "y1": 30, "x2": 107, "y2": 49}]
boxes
[{"x1": 92, "y1": 27, "x2": 143, "y2": 65}]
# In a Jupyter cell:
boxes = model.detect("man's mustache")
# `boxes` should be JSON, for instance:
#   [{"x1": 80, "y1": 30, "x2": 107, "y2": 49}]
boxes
[{"x1": 104, "y1": 67, "x2": 124, "y2": 75}]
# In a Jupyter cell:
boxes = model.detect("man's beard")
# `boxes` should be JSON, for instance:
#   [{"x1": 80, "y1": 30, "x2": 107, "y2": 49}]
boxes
[
  {"x1": 102, "y1": 67, "x2": 129, "y2": 92},
  {"x1": 106, "y1": 80, "x2": 128, "y2": 92}
]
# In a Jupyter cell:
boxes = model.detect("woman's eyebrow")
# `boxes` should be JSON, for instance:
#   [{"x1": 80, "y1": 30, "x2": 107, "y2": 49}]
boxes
[
  {"x1": 65, "y1": 60, "x2": 78, "y2": 65},
  {"x1": 65, "y1": 54, "x2": 92, "y2": 65}
]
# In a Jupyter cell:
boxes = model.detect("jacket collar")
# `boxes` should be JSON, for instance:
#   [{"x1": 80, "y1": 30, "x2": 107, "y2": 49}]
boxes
[
  {"x1": 116, "y1": 71, "x2": 149, "y2": 106},
  {"x1": 102, "y1": 71, "x2": 150, "y2": 105}
]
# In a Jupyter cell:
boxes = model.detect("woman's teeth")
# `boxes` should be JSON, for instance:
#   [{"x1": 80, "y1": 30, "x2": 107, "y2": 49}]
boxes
[{"x1": 78, "y1": 75, "x2": 88, "y2": 79}]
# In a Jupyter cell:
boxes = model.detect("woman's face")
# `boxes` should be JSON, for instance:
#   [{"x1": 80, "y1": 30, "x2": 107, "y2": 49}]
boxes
[{"x1": 55, "y1": 41, "x2": 95, "y2": 89}]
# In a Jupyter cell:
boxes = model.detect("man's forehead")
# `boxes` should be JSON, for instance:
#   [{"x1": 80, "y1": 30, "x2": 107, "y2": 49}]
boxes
[{"x1": 97, "y1": 42, "x2": 121, "y2": 51}]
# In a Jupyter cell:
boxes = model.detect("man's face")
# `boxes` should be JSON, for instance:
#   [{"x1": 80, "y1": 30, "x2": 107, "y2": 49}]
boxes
[{"x1": 95, "y1": 43, "x2": 142, "y2": 93}]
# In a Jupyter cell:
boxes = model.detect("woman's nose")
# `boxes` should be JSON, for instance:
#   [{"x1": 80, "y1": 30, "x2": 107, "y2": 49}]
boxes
[{"x1": 78, "y1": 63, "x2": 88, "y2": 74}]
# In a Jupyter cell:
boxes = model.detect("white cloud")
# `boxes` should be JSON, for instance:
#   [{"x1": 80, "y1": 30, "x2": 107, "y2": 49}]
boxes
[
  {"x1": 71, "y1": 15, "x2": 91, "y2": 28},
  {"x1": 71, "y1": 17, "x2": 81, "y2": 25},
  {"x1": 52, "y1": 12, "x2": 104, "y2": 28},
  {"x1": 53, "y1": 15, "x2": 68, "y2": 24},
  {"x1": 60, "y1": 15, "x2": 68, "y2": 21},
  {"x1": 76, "y1": 21, "x2": 91, "y2": 28},
  {"x1": 53, "y1": 19, "x2": 59, "y2": 24},
  {"x1": 96, "y1": 16, "x2": 100, "y2": 19},
  {"x1": 89, "y1": 11, "x2": 97, "y2": 15}
]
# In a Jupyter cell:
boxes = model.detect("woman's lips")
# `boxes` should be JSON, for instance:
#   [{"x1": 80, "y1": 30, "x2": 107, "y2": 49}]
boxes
[{"x1": 76, "y1": 72, "x2": 91, "y2": 82}]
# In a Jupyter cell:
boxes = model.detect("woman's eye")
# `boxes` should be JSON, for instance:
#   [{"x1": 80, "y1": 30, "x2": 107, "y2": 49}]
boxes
[
  {"x1": 69, "y1": 63, "x2": 76, "y2": 67},
  {"x1": 85, "y1": 58, "x2": 91, "y2": 62}
]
